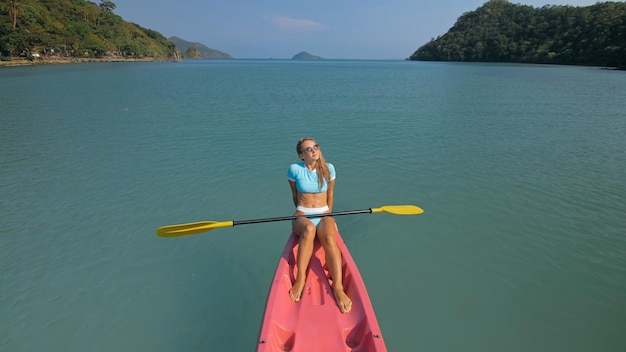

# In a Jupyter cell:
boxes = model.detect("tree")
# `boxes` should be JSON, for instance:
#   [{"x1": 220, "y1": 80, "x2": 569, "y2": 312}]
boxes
[
  {"x1": 99, "y1": 1, "x2": 116, "y2": 13},
  {"x1": 7, "y1": 0, "x2": 23, "y2": 29}
]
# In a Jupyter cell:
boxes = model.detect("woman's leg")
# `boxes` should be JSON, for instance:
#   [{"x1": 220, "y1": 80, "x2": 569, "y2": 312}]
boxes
[
  {"x1": 317, "y1": 217, "x2": 352, "y2": 313},
  {"x1": 289, "y1": 217, "x2": 316, "y2": 302}
]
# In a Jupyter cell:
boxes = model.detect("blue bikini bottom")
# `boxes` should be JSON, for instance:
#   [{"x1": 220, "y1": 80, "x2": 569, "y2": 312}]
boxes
[{"x1": 296, "y1": 205, "x2": 329, "y2": 227}]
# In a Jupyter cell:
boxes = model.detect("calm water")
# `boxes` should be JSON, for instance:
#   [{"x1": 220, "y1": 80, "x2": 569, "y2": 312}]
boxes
[{"x1": 1, "y1": 60, "x2": 625, "y2": 351}]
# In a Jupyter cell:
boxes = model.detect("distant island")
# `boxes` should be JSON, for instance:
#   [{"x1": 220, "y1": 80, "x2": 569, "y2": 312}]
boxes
[
  {"x1": 292, "y1": 51, "x2": 323, "y2": 60},
  {"x1": 409, "y1": 0, "x2": 625, "y2": 69},
  {"x1": 169, "y1": 37, "x2": 232, "y2": 59}
]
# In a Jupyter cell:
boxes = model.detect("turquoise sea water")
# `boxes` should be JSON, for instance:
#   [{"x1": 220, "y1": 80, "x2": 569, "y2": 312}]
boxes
[{"x1": 1, "y1": 60, "x2": 625, "y2": 351}]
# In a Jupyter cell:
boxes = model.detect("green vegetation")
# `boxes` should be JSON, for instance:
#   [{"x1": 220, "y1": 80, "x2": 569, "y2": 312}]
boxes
[
  {"x1": 0, "y1": 0, "x2": 178, "y2": 60},
  {"x1": 410, "y1": 0, "x2": 626, "y2": 68}
]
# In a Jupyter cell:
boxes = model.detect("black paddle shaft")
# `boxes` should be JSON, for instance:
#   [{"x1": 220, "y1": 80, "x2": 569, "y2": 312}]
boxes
[{"x1": 232, "y1": 208, "x2": 372, "y2": 226}]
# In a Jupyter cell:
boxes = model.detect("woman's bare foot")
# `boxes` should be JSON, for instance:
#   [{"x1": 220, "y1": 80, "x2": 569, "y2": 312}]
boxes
[
  {"x1": 289, "y1": 278, "x2": 306, "y2": 302},
  {"x1": 334, "y1": 287, "x2": 352, "y2": 313}
]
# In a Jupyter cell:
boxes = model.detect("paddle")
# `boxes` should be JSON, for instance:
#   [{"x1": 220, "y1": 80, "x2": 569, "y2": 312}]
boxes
[{"x1": 156, "y1": 205, "x2": 424, "y2": 238}]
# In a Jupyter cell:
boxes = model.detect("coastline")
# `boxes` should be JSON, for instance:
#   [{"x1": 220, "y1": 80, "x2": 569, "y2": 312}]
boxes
[{"x1": 0, "y1": 57, "x2": 180, "y2": 67}]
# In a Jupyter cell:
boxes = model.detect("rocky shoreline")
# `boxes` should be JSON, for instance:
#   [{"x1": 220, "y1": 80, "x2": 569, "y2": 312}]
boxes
[{"x1": 0, "y1": 57, "x2": 180, "y2": 67}]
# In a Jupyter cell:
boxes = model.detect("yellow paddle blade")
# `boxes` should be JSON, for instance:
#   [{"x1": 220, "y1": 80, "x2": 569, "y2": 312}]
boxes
[
  {"x1": 372, "y1": 205, "x2": 424, "y2": 215},
  {"x1": 156, "y1": 220, "x2": 234, "y2": 238}
]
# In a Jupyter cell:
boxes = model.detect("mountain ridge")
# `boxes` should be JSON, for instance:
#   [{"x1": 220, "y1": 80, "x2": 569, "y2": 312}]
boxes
[{"x1": 169, "y1": 37, "x2": 232, "y2": 59}]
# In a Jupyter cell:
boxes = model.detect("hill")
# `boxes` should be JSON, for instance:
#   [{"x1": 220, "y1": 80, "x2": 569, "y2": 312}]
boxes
[
  {"x1": 409, "y1": 0, "x2": 626, "y2": 68},
  {"x1": 0, "y1": 0, "x2": 178, "y2": 62},
  {"x1": 292, "y1": 51, "x2": 323, "y2": 60},
  {"x1": 168, "y1": 37, "x2": 232, "y2": 59}
]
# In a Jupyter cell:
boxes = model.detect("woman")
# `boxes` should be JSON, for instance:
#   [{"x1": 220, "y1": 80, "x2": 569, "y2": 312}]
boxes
[{"x1": 287, "y1": 137, "x2": 352, "y2": 314}]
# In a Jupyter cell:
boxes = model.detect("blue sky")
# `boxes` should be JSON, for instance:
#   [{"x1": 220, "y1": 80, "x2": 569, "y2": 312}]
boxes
[{"x1": 111, "y1": 0, "x2": 610, "y2": 59}]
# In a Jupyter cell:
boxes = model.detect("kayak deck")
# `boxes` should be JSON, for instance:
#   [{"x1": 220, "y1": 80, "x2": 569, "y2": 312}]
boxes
[{"x1": 257, "y1": 232, "x2": 386, "y2": 351}]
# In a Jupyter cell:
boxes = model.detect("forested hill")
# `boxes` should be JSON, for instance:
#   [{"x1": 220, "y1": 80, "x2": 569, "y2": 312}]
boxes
[
  {"x1": 0, "y1": 0, "x2": 178, "y2": 60},
  {"x1": 409, "y1": 0, "x2": 626, "y2": 68}
]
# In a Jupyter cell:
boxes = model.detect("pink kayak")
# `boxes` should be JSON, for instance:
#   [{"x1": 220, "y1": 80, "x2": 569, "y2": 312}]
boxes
[{"x1": 257, "y1": 231, "x2": 387, "y2": 351}]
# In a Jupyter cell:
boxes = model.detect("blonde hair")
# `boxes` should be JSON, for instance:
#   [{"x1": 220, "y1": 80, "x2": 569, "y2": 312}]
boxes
[{"x1": 296, "y1": 137, "x2": 331, "y2": 190}]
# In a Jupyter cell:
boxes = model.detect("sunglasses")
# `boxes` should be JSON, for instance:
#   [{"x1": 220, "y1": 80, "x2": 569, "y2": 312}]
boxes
[{"x1": 302, "y1": 144, "x2": 320, "y2": 153}]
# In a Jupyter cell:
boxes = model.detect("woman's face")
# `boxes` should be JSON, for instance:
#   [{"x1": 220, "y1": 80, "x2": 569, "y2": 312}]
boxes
[{"x1": 299, "y1": 139, "x2": 320, "y2": 162}]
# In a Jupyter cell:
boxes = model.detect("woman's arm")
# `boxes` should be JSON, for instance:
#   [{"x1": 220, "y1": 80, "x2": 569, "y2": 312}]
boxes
[
  {"x1": 326, "y1": 179, "x2": 335, "y2": 212},
  {"x1": 289, "y1": 180, "x2": 299, "y2": 207}
]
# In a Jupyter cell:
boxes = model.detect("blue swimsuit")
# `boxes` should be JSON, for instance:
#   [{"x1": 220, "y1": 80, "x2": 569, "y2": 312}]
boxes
[{"x1": 288, "y1": 162, "x2": 336, "y2": 226}]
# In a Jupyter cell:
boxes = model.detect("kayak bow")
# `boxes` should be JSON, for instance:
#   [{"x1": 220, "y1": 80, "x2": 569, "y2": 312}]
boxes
[{"x1": 257, "y1": 231, "x2": 387, "y2": 351}]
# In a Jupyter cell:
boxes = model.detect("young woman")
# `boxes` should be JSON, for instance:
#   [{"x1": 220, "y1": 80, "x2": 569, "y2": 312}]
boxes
[{"x1": 287, "y1": 137, "x2": 352, "y2": 313}]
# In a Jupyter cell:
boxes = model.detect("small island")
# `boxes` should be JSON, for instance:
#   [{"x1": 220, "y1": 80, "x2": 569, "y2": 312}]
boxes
[{"x1": 292, "y1": 51, "x2": 323, "y2": 60}]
